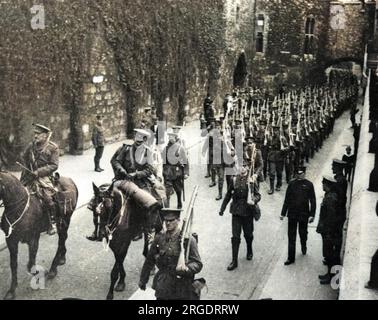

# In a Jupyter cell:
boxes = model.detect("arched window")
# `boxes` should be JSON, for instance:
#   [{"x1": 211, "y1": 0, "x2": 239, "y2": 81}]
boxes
[{"x1": 304, "y1": 16, "x2": 316, "y2": 55}]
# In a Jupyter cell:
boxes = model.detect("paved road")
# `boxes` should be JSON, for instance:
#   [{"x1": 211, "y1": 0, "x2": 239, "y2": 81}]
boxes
[{"x1": 0, "y1": 112, "x2": 353, "y2": 300}]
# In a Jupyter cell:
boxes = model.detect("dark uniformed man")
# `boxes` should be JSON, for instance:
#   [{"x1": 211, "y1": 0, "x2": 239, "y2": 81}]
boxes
[
  {"x1": 92, "y1": 115, "x2": 105, "y2": 172},
  {"x1": 139, "y1": 208, "x2": 203, "y2": 300},
  {"x1": 342, "y1": 146, "x2": 355, "y2": 182},
  {"x1": 280, "y1": 166, "x2": 316, "y2": 265},
  {"x1": 21, "y1": 123, "x2": 59, "y2": 235},
  {"x1": 332, "y1": 158, "x2": 348, "y2": 264},
  {"x1": 111, "y1": 129, "x2": 156, "y2": 191},
  {"x1": 161, "y1": 132, "x2": 189, "y2": 209},
  {"x1": 219, "y1": 165, "x2": 257, "y2": 271},
  {"x1": 316, "y1": 176, "x2": 340, "y2": 285}
]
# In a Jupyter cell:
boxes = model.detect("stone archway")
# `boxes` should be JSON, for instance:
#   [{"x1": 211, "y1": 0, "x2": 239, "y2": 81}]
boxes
[{"x1": 233, "y1": 52, "x2": 248, "y2": 88}]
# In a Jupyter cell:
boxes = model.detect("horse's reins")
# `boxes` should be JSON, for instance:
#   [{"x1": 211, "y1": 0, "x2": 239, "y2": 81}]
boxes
[
  {"x1": 4, "y1": 188, "x2": 31, "y2": 238},
  {"x1": 103, "y1": 189, "x2": 132, "y2": 251}
]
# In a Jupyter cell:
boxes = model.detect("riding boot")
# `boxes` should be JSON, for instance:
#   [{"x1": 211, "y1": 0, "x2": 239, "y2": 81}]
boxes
[
  {"x1": 47, "y1": 205, "x2": 57, "y2": 236},
  {"x1": 268, "y1": 178, "x2": 274, "y2": 195},
  {"x1": 216, "y1": 184, "x2": 223, "y2": 201},
  {"x1": 177, "y1": 191, "x2": 182, "y2": 209},
  {"x1": 227, "y1": 238, "x2": 240, "y2": 271},
  {"x1": 245, "y1": 237, "x2": 253, "y2": 260}
]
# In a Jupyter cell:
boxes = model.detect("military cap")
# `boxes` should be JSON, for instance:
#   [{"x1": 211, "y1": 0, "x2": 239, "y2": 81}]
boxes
[
  {"x1": 283, "y1": 122, "x2": 289, "y2": 128},
  {"x1": 134, "y1": 129, "x2": 151, "y2": 138},
  {"x1": 160, "y1": 208, "x2": 182, "y2": 220},
  {"x1": 322, "y1": 175, "x2": 337, "y2": 185},
  {"x1": 96, "y1": 114, "x2": 104, "y2": 120},
  {"x1": 144, "y1": 107, "x2": 152, "y2": 113},
  {"x1": 33, "y1": 123, "x2": 51, "y2": 133},
  {"x1": 235, "y1": 118, "x2": 242, "y2": 123},
  {"x1": 272, "y1": 125, "x2": 280, "y2": 129},
  {"x1": 332, "y1": 159, "x2": 347, "y2": 167},
  {"x1": 346, "y1": 145, "x2": 352, "y2": 151},
  {"x1": 259, "y1": 120, "x2": 267, "y2": 125}
]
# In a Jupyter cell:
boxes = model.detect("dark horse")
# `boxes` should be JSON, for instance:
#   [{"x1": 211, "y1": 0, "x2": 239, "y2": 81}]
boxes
[
  {"x1": 92, "y1": 181, "x2": 163, "y2": 300},
  {"x1": 0, "y1": 171, "x2": 78, "y2": 300}
]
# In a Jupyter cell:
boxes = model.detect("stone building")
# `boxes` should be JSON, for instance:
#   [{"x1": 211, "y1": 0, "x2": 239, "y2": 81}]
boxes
[{"x1": 0, "y1": 0, "x2": 376, "y2": 166}]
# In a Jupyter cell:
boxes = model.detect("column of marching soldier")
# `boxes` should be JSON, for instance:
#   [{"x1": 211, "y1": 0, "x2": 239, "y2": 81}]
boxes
[{"x1": 202, "y1": 75, "x2": 358, "y2": 281}]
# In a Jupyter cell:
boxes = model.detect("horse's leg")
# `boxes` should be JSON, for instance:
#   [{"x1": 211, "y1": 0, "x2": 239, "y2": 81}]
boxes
[
  {"x1": 4, "y1": 239, "x2": 19, "y2": 300},
  {"x1": 142, "y1": 232, "x2": 149, "y2": 258},
  {"x1": 115, "y1": 239, "x2": 132, "y2": 293},
  {"x1": 47, "y1": 218, "x2": 70, "y2": 279},
  {"x1": 106, "y1": 256, "x2": 120, "y2": 300},
  {"x1": 27, "y1": 234, "x2": 40, "y2": 274}
]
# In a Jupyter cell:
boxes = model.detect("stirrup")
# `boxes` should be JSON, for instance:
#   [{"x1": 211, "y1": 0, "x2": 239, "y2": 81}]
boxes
[{"x1": 48, "y1": 224, "x2": 57, "y2": 236}]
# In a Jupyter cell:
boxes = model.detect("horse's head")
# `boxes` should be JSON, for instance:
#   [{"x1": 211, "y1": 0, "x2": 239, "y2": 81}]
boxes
[{"x1": 92, "y1": 182, "x2": 122, "y2": 238}]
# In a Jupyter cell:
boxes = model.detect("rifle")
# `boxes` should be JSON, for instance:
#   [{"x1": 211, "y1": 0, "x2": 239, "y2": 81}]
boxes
[
  {"x1": 16, "y1": 161, "x2": 36, "y2": 177},
  {"x1": 176, "y1": 185, "x2": 199, "y2": 272}
]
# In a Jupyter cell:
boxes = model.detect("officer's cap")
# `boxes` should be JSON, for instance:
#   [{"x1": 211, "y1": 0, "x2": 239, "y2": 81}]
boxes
[
  {"x1": 134, "y1": 129, "x2": 151, "y2": 139},
  {"x1": 161, "y1": 208, "x2": 182, "y2": 220},
  {"x1": 332, "y1": 159, "x2": 347, "y2": 167},
  {"x1": 33, "y1": 123, "x2": 51, "y2": 134},
  {"x1": 322, "y1": 175, "x2": 337, "y2": 185}
]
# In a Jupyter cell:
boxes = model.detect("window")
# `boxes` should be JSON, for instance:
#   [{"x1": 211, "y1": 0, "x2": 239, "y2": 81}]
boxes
[
  {"x1": 304, "y1": 16, "x2": 315, "y2": 55},
  {"x1": 256, "y1": 14, "x2": 265, "y2": 53}
]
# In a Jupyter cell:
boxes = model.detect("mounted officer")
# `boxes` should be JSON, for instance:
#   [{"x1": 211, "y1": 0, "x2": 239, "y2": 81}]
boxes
[
  {"x1": 111, "y1": 129, "x2": 156, "y2": 191},
  {"x1": 161, "y1": 131, "x2": 189, "y2": 209},
  {"x1": 20, "y1": 123, "x2": 59, "y2": 235}
]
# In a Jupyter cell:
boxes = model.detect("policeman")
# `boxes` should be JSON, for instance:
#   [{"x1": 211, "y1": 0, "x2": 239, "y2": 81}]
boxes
[
  {"x1": 139, "y1": 208, "x2": 203, "y2": 300},
  {"x1": 161, "y1": 132, "x2": 189, "y2": 209},
  {"x1": 20, "y1": 123, "x2": 59, "y2": 235},
  {"x1": 111, "y1": 129, "x2": 156, "y2": 191},
  {"x1": 219, "y1": 165, "x2": 256, "y2": 271},
  {"x1": 280, "y1": 166, "x2": 316, "y2": 265},
  {"x1": 316, "y1": 176, "x2": 340, "y2": 285}
]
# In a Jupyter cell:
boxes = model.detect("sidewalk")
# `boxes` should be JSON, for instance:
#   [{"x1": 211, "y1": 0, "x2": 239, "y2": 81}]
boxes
[
  {"x1": 257, "y1": 110, "x2": 356, "y2": 300},
  {"x1": 0, "y1": 120, "x2": 203, "y2": 250}
]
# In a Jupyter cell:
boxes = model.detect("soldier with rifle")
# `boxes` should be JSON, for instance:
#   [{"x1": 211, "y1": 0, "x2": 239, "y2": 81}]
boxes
[{"x1": 139, "y1": 187, "x2": 203, "y2": 300}]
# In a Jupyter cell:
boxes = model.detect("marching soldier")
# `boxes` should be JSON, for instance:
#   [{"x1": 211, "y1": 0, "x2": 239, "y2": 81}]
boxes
[
  {"x1": 139, "y1": 208, "x2": 203, "y2": 300},
  {"x1": 317, "y1": 176, "x2": 340, "y2": 285},
  {"x1": 20, "y1": 123, "x2": 59, "y2": 235},
  {"x1": 280, "y1": 166, "x2": 316, "y2": 265},
  {"x1": 257, "y1": 119, "x2": 268, "y2": 180},
  {"x1": 267, "y1": 125, "x2": 288, "y2": 194},
  {"x1": 219, "y1": 165, "x2": 258, "y2": 271},
  {"x1": 161, "y1": 132, "x2": 189, "y2": 209},
  {"x1": 244, "y1": 135, "x2": 263, "y2": 201}
]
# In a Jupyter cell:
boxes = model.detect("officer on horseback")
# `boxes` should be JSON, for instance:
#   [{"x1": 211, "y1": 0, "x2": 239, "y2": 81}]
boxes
[
  {"x1": 111, "y1": 128, "x2": 157, "y2": 189},
  {"x1": 20, "y1": 123, "x2": 59, "y2": 235}
]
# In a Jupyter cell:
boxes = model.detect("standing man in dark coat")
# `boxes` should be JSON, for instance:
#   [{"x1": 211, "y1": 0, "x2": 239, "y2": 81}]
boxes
[
  {"x1": 342, "y1": 146, "x2": 355, "y2": 182},
  {"x1": 280, "y1": 166, "x2": 316, "y2": 265},
  {"x1": 92, "y1": 115, "x2": 105, "y2": 172},
  {"x1": 161, "y1": 132, "x2": 189, "y2": 209},
  {"x1": 139, "y1": 208, "x2": 203, "y2": 300},
  {"x1": 317, "y1": 176, "x2": 340, "y2": 285},
  {"x1": 219, "y1": 165, "x2": 257, "y2": 271}
]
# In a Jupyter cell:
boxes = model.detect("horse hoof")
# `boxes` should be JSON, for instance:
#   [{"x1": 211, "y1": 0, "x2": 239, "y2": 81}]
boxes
[
  {"x1": 4, "y1": 291, "x2": 15, "y2": 300},
  {"x1": 106, "y1": 293, "x2": 114, "y2": 300},
  {"x1": 58, "y1": 257, "x2": 66, "y2": 266},
  {"x1": 47, "y1": 270, "x2": 57, "y2": 280},
  {"x1": 115, "y1": 282, "x2": 125, "y2": 292}
]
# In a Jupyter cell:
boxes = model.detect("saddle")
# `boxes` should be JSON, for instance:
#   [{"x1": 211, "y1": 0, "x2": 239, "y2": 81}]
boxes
[{"x1": 52, "y1": 173, "x2": 76, "y2": 215}]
